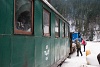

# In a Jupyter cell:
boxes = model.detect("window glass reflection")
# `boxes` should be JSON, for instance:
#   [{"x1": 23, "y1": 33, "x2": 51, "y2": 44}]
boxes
[
  {"x1": 55, "y1": 18, "x2": 60, "y2": 37},
  {"x1": 15, "y1": 0, "x2": 32, "y2": 32},
  {"x1": 65, "y1": 24, "x2": 68, "y2": 37},
  {"x1": 43, "y1": 9, "x2": 50, "y2": 36},
  {"x1": 62, "y1": 22, "x2": 65, "y2": 37}
]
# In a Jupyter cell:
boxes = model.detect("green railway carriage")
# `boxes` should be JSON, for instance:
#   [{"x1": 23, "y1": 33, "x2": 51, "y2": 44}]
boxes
[{"x1": 0, "y1": 0, "x2": 70, "y2": 67}]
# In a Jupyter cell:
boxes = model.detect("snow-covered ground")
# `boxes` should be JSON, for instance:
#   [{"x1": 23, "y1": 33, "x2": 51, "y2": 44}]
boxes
[{"x1": 61, "y1": 41, "x2": 100, "y2": 67}]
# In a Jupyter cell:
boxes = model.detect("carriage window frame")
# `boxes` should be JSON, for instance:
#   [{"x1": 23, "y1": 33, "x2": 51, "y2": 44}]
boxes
[
  {"x1": 14, "y1": 0, "x2": 33, "y2": 35},
  {"x1": 62, "y1": 22, "x2": 65, "y2": 38},
  {"x1": 55, "y1": 17, "x2": 60, "y2": 38},
  {"x1": 65, "y1": 24, "x2": 69, "y2": 37},
  {"x1": 68, "y1": 25, "x2": 70, "y2": 37},
  {"x1": 43, "y1": 9, "x2": 51, "y2": 37}
]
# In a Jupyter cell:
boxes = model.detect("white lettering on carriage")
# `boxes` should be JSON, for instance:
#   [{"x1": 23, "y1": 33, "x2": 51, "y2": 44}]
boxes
[{"x1": 44, "y1": 45, "x2": 49, "y2": 60}]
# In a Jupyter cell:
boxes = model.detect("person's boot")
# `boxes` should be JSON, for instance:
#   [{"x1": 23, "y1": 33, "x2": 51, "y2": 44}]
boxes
[
  {"x1": 81, "y1": 54, "x2": 83, "y2": 56},
  {"x1": 77, "y1": 54, "x2": 79, "y2": 56}
]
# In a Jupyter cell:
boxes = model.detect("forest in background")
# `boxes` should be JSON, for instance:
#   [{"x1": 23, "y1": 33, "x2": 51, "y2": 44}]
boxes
[{"x1": 50, "y1": 0, "x2": 100, "y2": 40}]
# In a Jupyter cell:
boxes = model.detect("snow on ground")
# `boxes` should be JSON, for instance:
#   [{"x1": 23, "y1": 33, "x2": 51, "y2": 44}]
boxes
[
  {"x1": 86, "y1": 41, "x2": 100, "y2": 56},
  {"x1": 61, "y1": 41, "x2": 100, "y2": 67}
]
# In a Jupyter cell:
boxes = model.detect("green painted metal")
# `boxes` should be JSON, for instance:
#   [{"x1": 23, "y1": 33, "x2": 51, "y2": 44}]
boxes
[
  {"x1": 0, "y1": 0, "x2": 13, "y2": 34},
  {"x1": 54, "y1": 39, "x2": 60, "y2": 62},
  {"x1": 0, "y1": 0, "x2": 7, "y2": 34},
  {"x1": 42, "y1": 38, "x2": 51, "y2": 67},
  {"x1": 50, "y1": 12, "x2": 55, "y2": 65},
  {"x1": 0, "y1": 0, "x2": 70, "y2": 67},
  {"x1": 11, "y1": 36, "x2": 35, "y2": 67},
  {"x1": 34, "y1": 37, "x2": 42, "y2": 67},
  {"x1": 60, "y1": 38, "x2": 65, "y2": 59},
  {"x1": 50, "y1": 38, "x2": 55, "y2": 65},
  {"x1": 34, "y1": 0, "x2": 43, "y2": 36},
  {"x1": 0, "y1": 36, "x2": 11, "y2": 67}
]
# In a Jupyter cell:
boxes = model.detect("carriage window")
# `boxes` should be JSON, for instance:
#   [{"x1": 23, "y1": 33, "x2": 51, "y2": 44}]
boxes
[
  {"x1": 14, "y1": 0, "x2": 33, "y2": 35},
  {"x1": 55, "y1": 18, "x2": 60, "y2": 37},
  {"x1": 62, "y1": 22, "x2": 65, "y2": 37},
  {"x1": 43, "y1": 9, "x2": 50, "y2": 36},
  {"x1": 65, "y1": 24, "x2": 68, "y2": 37}
]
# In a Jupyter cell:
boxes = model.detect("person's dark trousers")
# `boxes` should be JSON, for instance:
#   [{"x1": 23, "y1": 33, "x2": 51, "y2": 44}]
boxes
[
  {"x1": 77, "y1": 48, "x2": 83, "y2": 56},
  {"x1": 77, "y1": 48, "x2": 79, "y2": 56},
  {"x1": 97, "y1": 53, "x2": 100, "y2": 64},
  {"x1": 84, "y1": 45, "x2": 85, "y2": 52}
]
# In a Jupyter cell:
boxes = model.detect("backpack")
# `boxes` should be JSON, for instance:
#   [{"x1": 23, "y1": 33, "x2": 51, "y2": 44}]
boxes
[{"x1": 76, "y1": 41, "x2": 81, "y2": 48}]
